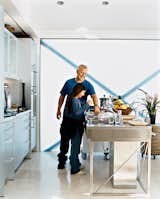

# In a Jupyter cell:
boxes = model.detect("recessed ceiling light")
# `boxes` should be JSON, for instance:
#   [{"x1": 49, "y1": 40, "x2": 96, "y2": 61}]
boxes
[
  {"x1": 102, "y1": 1, "x2": 109, "y2": 5},
  {"x1": 57, "y1": 1, "x2": 64, "y2": 5}
]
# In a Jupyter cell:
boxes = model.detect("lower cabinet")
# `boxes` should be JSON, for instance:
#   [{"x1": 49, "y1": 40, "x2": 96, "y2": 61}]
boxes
[
  {"x1": 0, "y1": 118, "x2": 15, "y2": 196},
  {"x1": 0, "y1": 111, "x2": 31, "y2": 196},
  {"x1": 14, "y1": 111, "x2": 30, "y2": 170},
  {"x1": 3, "y1": 119, "x2": 15, "y2": 180}
]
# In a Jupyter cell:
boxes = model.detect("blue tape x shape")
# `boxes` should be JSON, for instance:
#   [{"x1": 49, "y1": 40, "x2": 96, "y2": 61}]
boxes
[{"x1": 41, "y1": 39, "x2": 160, "y2": 151}]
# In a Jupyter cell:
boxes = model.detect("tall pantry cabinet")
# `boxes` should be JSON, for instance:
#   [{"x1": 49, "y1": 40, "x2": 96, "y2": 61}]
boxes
[{"x1": 17, "y1": 38, "x2": 37, "y2": 150}]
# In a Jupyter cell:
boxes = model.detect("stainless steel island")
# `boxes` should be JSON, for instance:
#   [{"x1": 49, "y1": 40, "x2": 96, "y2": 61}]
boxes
[{"x1": 86, "y1": 124, "x2": 152, "y2": 198}]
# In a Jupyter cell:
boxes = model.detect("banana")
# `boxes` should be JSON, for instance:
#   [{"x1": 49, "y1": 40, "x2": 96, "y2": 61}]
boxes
[{"x1": 114, "y1": 99, "x2": 124, "y2": 105}]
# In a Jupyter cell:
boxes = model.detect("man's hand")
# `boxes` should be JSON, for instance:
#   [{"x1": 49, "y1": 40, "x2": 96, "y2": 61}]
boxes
[
  {"x1": 56, "y1": 110, "x2": 61, "y2": 119},
  {"x1": 87, "y1": 99, "x2": 93, "y2": 106},
  {"x1": 94, "y1": 106, "x2": 100, "y2": 115},
  {"x1": 56, "y1": 95, "x2": 65, "y2": 119}
]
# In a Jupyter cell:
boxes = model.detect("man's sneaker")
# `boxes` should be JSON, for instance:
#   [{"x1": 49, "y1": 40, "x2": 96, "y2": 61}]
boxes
[
  {"x1": 80, "y1": 165, "x2": 85, "y2": 170},
  {"x1": 72, "y1": 170, "x2": 86, "y2": 175},
  {"x1": 57, "y1": 164, "x2": 65, "y2": 169}
]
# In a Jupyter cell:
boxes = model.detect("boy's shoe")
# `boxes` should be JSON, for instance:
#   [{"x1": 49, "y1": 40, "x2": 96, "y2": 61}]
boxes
[
  {"x1": 58, "y1": 168, "x2": 67, "y2": 174},
  {"x1": 57, "y1": 164, "x2": 65, "y2": 169}
]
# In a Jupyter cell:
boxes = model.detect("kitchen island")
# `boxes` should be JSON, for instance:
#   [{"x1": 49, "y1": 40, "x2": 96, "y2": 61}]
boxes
[{"x1": 86, "y1": 124, "x2": 151, "y2": 198}]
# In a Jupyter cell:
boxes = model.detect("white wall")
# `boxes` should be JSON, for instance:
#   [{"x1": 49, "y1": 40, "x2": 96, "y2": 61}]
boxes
[{"x1": 40, "y1": 39, "x2": 160, "y2": 151}]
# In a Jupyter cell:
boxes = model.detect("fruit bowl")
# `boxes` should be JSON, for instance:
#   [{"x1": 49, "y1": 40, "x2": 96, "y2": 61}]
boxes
[
  {"x1": 113, "y1": 99, "x2": 132, "y2": 115},
  {"x1": 117, "y1": 107, "x2": 132, "y2": 115}
]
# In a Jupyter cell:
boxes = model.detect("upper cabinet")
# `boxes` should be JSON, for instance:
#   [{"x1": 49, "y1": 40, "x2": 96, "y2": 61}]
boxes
[
  {"x1": 4, "y1": 29, "x2": 17, "y2": 79},
  {"x1": 0, "y1": 6, "x2": 4, "y2": 120},
  {"x1": 17, "y1": 38, "x2": 37, "y2": 113}
]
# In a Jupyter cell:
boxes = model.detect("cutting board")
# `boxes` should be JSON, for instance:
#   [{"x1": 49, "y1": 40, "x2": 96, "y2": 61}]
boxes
[
  {"x1": 122, "y1": 115, "x2": 135, "y2": 121},
  {"x1": 128, "y1": 120, "x2": 148, "y2": 126}
]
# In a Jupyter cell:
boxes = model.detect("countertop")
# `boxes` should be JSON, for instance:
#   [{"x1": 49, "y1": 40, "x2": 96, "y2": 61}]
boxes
[{"x1": 3, "y1": 110, "x2": 31, "y2": 120}]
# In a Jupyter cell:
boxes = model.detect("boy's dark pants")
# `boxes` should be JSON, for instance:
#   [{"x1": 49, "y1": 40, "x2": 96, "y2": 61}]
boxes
[{"x1": 57, "y1": 117, "x2": 84, "y2": 167}]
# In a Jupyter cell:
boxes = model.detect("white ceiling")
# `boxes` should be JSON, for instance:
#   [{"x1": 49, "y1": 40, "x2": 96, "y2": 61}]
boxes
[{"x1": 3, "y1": 0, "x2": 160, "y2": 38}]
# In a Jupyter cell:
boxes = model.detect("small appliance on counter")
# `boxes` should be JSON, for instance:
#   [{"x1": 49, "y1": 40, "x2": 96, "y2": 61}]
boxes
[
  {"x1": 99, "y1": 94, "x2": 113, "y2": 112},
  {"x1": 3, "y1": 79, "x2": 27, "y2": 118},
  {"x1": 100, "y1": 94, "x2": 109, "y2": 110},
  {"x1": 14, "y1": 82, "x2": 27, "y2": 113},
  {"x1": 4, "y1": 84, "x2": 17, "y2": 117}
]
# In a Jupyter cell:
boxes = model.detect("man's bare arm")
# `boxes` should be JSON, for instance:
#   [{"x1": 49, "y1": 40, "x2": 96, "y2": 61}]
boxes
[
  {"x1": 91, "y1": 94, "x2": 100, "y2": 115},
  {"x1": 56, "y1": 95, "x2": 65, "y2": 119}
]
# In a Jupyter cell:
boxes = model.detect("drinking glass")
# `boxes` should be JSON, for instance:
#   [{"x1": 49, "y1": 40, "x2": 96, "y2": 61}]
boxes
[
  {"x1": 109, "y1": 116, "x2": 114, "y2": 125},
  {"x1": 115, "y1": 110, "x2": 122, "y2": 125}
]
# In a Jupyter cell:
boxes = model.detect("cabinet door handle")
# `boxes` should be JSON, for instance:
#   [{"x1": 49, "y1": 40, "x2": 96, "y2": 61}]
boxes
[
  {"x1": 31, "y1": 118, "x2": 36, "y2": 128},
  {"x1": 32, "y1": 71, "x2": 38, "y2": 73}
]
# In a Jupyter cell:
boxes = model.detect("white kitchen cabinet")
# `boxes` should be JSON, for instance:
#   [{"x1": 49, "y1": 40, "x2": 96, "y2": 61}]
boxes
[
  {"x1": 14, "y1": 111, "x2": 31, "y2": 170},
  {"x1": 0, "y1": 118, "x2": 15, "y2": 197},
  {"x1": 0, "y1": 122, "x2": 5, "y2": 197},
  {"x1": 2, "y1": 118, "x2": 15, "y2": 181},
  {"x1": 0, "y1": 6, "x2": 4, "y2": 120},
  {"x1": 9, "y1": 34, "x2": 17, "y2": 75},
  {"x1": 17, "y1": 38, "x2": 32, "y2": 109},
  {"x1": 0, "y1": 6, "x2": 3, "y2": 33},
  {"x1": 4, "y1": 28, "x2": 17, "y2": 79},
  {"x1": 4, "y1": 30, "x2": 9, "y2": 74},
  {"x1": 17, "y1": 38, "x2": 38, "y2": 150},
  {"x1": 0, "y1": 111, "x2": 31, "y2": 195}
]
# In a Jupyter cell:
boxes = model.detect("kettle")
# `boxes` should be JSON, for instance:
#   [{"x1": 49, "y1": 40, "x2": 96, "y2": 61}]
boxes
[{"x1": 100, "y1": 95, "x2": 109, "y2": 110}]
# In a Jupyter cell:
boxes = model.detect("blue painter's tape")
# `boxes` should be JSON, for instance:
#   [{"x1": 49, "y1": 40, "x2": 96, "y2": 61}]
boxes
[
  {"x1": 121, "y1": 69, "x2": 160, "y2": 98},
  {"x1": 41, "y1": 40, "x2": 117, "y2": 96},
  {"x1": 87, "y1": 74, "x2": 117, "y2": 96},
  {"x1": 44, "y1": 140, "x2": 60, "y2": 152},
  {"x1": 41, "y1": 40, "x2": 78, "y2": 69}
]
